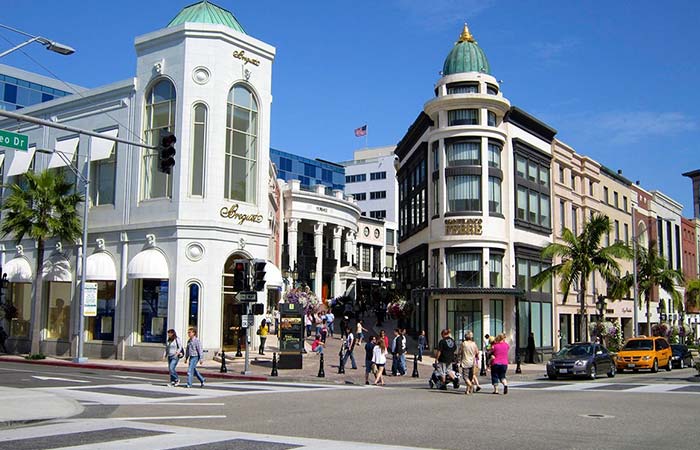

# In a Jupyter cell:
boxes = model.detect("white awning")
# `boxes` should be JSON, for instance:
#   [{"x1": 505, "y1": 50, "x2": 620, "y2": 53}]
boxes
[
  {"x1": 78, "y1": 252, "x2": 117, "y2": 281},
  {"x1": 127, "y1": 249, "x2": 169, "y2": 279},
  {"x1": 4, "y1": 257, "x2": 33, "y2": 283},
  {"x1": 41, "y1": 257, "x2": 72, "y2": 282},
  {"x1": 48, "y1": 136, "x2": 79, "y2": 168},
  {"x1": 90, "y1": 129, "x2": 118, "y2": 161},
  {"x1": 6, "y1": 145, "x2": 36, "y2": 177},
  {"x1": 264, "y1": 261, "x2": 283, "y2": 288}
]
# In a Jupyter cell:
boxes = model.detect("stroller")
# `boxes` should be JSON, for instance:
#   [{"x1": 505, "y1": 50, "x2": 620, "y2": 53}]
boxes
[{"x1": 428, "y1": 362, "x2": 461, "y2": 390}]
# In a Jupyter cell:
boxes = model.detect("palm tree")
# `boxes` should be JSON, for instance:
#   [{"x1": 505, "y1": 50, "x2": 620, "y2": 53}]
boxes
[
  {"x1": 532, "y1": 213, "x2": 632, "y2": 342},
  {"x1": 686, "y1": 278, "x2": 700, "y2": 312},
  {"x1": 1, "y1": 170, "x2": 83, "y2": 354}
]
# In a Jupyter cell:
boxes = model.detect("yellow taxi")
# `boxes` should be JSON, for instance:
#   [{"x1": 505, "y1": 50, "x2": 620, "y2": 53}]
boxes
[{"x1": 616, "y1": 336, "x2": 673, "y2": 373}]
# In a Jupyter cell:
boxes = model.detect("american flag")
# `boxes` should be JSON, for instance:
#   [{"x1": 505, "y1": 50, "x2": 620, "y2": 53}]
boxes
[{"x1": 354, "y1": 124, "x2": 367, "y2": 137}]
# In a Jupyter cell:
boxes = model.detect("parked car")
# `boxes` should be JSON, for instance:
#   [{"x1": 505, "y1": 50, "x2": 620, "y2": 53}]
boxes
[
  {"x1": 616, "y1": 336, "x2": 672, "y2": 373},
  {"x1": 546, "y1": 342, "x2": 616, "y2": 380},
  {"x1": 670, "y1": 344, "x2": 694, "y2": 369}
]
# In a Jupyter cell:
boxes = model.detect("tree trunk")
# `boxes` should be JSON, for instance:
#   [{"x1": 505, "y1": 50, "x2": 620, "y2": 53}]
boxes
[
  {"x1": 646, "y1": 297, "x2": 651, "y2": 336},
  {"x1": 29, "y1": 240, "x2": 45, "y2": 355},
  {"x1": 579, "y1": 278, "x2": 588, "y2": 342}
]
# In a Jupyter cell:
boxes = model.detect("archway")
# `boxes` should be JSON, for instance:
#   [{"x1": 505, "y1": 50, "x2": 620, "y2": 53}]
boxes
[{"x1": 221, "y1": 252, "x2": 249, "y2": 351}]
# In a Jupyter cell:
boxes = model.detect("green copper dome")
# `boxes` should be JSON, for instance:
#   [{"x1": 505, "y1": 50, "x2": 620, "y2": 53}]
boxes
[
  {"x1": 442, "y1": 24, "x2": 490, "y2": 76},
  {"x1": 168, "y1": 0, "x2": 246, "y2": 34}
]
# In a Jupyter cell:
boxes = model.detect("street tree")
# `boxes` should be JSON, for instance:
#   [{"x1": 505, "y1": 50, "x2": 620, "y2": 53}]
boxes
[
  {"x1": 685, "y1": 278, "x2": 700, "y2": 311},
  {"x1": 532, "y1": 213, "x2": 632, "y2": 342},
  {"x1": 1, "y1": 170, "x2": 83, "y2": 354}
]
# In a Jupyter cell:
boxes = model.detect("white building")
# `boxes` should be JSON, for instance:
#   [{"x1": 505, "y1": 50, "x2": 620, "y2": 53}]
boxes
[{"x1": 0, "y1": 1, "x2": 283, "y2": 359}]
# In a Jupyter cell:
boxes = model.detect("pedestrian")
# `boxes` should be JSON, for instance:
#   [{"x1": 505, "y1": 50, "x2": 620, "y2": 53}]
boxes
[
  {"x1": 456, "y1": 331, "x2": 479, "y2": 395},
  {"x1": 326, "y1": 310, "x2": 335, "y2": 337},
  {"x1": 364, "y1": 335, "x2": 377, "y2": 385},
  {"x1": 390, "y1": 329, "x2": 399, "y2": 376},
  {"x1": 435, "y1": 328, "x2": 458, "y2": 390},
  {"x1": 164, "y1": 329, "x2": 184, "y2": 386},
  {"x1": 0, "y1": 326, "x2": 8, "y2": 353},
  {"x1": 185, "y1": 326, "x2": 205, "y2": 388},
  {"x1": 490, "y1": 333, "x2": 510, "y2": 395},
  {"x1": 273, "y1": 307, "x2": 280, "y2": 335},
  {"x1": 417, "y1": 330, "x2": 427, "y2": 362},
  {"x1": 356, "y1": 320, "x2": 367, "y2": 346},
  {"x1": 342, "y1": 327, "x2": 358, "y2": 369},
  {"x1": 315, "y1": 312, "x2": 323, "y2": 337},
  {"x1": 378, "y1": 329, "x2": 389, "y2": 349},
  {"x1": 484, "y1": 334, "x2": 494, "y2": 369},
  {"x1": 305, "y1": 313, "x2": 312, "y2": 338},
  {"x1": 265, "y1": 311, "x2": 273, "y2": 333},
  {"x1": 340, "y1": 316, "x2": 349, "y2": 339},
  {"x1": 257, "y1": 319, "x2": 268, "y2": 355},
  {"x1": 527, "y1": 332, "x2": 536, "y2": 364},
  {"x1": 399, "y1": 329, "x2": 408, "y2": 375},
  {"x1": 311, "y1": 334, "x2": 324, "y2": 354},
  {"x1": 320, "y1": 319, "x2": 328, "y2": 343},
  {"x1": 372, "y1": 335, "x2": 387, "y2": 386}
]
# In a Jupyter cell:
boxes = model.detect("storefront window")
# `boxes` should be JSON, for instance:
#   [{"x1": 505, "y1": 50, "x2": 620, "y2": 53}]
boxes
[
  {"x1": 86, "y1": 281, "x2": 116, "y2": 341},
  {"x1": 489, "y1": 254, "x2": 503, "y2": 288},
  {"x1": 447, "y1": 299, "x2": 482, "y2": 348},
  {"x1": 9, "y1": 283, "x2": 31, "y2": 337},
  {"x1": 490, "y1": 299, "x2": 504, "y2": 335},
  {"x1": 46, "y1": 282, "x2": 71, "y2": 340},
  {"x1": 139, "y1": 279, "x2": 169, "y2": 343},
  {"x1": 447, "y1": 251, "x2": 481, "y2": 288}
]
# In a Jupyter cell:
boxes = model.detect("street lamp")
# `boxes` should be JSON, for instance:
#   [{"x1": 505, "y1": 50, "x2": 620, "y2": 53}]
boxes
[
  {"x1": 283, "y1": 263, "x2": 298, "y2": 287},
  {"x1": 0, "y1": 24, "x2": 75, "y2": 58},
  {"x1": 596, "y1": 295, "x2": 607, "y2": 322}
]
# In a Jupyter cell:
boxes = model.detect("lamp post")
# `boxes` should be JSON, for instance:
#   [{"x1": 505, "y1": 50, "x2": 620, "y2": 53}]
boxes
[
  {"x1": 631, "y1": 216, "x2": 639, "y2": 337},
  {"x1": 0, "y1": 24, "x2": 75, "y2": 58},
  {"x1": 283, "y1": 263, "x2": 298, "y2": 288},
  {"x1": 596, "y1": 295, "x2": 607, "y2": 322}
]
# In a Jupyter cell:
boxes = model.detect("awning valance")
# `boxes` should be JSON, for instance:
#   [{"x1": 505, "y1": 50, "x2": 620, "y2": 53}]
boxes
[
  {"x1": 78, "y1": 252, "x2": 117, "y2": 281},
  {"x1": 6, "y1": 145, "x2": 36, "y2": 177},
  {"x1": 127, "y1": 249, "x2": 169, "y2": 279},
  {"x1": 90, "y1": 129, "x2": 118, "y2": 161},
  {"x1": 4, "y1": 257, "x2": 33, "y2": 283},
  {"x1": 48, "y1": 136, "x2": 79, "y2": 168},
  {"x1": 41, "y1": 257, "x2": 72, "y2": 282},
  {"x1": 264, "y1": 261, "x2": 283, "y2": 288}
]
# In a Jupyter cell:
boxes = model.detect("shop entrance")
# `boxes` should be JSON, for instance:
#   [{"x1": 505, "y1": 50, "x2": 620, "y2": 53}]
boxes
[
  {"x1": 221, "y1": 253, "x2": 247, "y2": 352},
  {"x1": 447, "y1": 299, "x2": 482, "y2": 349}
]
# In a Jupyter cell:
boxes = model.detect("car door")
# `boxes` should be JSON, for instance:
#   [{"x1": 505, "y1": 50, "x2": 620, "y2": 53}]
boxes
[
  {"x1": 593, "y1": 344, "x2": 607, "y2": 372},
  {"x1": 599, "y1": 345, "x2": 611, "y2": 372}
]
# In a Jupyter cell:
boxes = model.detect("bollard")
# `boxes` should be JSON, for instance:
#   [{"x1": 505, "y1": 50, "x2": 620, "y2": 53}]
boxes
[
  {"x1": 515, "y1": 352, "x2": 522, "y2": 374},
  {"x1": 479, "y1": 352, "x2": 487, "y2": 376},
  {"x1": 271, "y1": 352, "x2": 279, "y2": 377},
  {"x1": 338, "y1": 348, "x2": 345, "y2": 374},
  {"x1": 220, "y1": 350, "x2": 228, "y2": 373},
  {"x1": 235, "y1": 338, "x2": 243, "y2": 358},
  {"x1": 411, "y1": 354, "x2": 419, "y2": 378},
  {"x1": 318, "y1": 353, "x2": 326, "y2": 378}
]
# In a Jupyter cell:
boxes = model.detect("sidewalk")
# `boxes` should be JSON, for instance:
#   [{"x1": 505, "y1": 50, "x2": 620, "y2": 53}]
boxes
[{"x1": 0, "y1": 386, "x2": 83, "y2": 427}]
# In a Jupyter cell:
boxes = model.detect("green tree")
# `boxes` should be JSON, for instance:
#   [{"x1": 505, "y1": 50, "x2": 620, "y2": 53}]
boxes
[
  {"x1": 532, "y1": 213, "x2": 632, "y2": 342},
  {"x1": 1, "y1": 170, "x2": 83, "y2": 354},
  {"x1": 686, "y1": 278, "x2": 700, "y2": 312}
]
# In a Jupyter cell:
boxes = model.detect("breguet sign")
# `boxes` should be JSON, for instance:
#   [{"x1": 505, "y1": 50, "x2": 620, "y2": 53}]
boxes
[
  {"x1": 445, "y1": 218, "x2": 483, "y2": 236},
  {"x1": 220, "y1": 203, "x2": 264, "y2": 225}
]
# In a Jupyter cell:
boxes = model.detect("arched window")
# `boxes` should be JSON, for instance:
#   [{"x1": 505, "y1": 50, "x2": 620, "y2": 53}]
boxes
[
  {"x1": 190, "y1": 103, "x2": 207, "y2": 196},
  {"x1": 225, "y1": 85, "x2": 258, "y2": 203},
  {"x1": 143, "y1": 79, "x2": 176, "y2": 199},
  {"x1": 188, "y1": 283, "x2": 200, "y2": 328}
]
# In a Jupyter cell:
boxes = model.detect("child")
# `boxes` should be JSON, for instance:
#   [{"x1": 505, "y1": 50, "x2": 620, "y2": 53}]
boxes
[{"x1": 311, "y1": 335, "x2": 324, "y2": 354}]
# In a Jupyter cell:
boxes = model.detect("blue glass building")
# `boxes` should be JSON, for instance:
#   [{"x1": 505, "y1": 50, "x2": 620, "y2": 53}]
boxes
[
  {"x1": 270, "y1": 148, "x2": 344, "y2": 191},
  {"x1": 0, "y1": 63, "x2": 76, "y2": 111}
]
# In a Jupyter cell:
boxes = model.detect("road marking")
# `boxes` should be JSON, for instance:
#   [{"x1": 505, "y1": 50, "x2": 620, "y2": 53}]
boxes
[
  {"x1": 112, "y1": 415, "x2": 227, "y2": 421},
  {"x1": 148, "y1": 402, "x2": 225, "y2": 406},
  {"x1": 32, "y1": 375, "x2": 90, "y2": 383},
  {"x1": 112, "y1": 375, "x2": 163, "y2": 381}
]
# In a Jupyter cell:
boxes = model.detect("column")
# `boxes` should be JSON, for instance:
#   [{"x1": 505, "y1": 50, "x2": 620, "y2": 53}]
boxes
[
  {"x1": 345, "y1": 230, "x2": 353, "y2": 265},
  {"x1": 287, "y1": 218, "x2": 301, "y2": 275},
  {"x1": 314, "y1": 222, "x2": 325, "y2": 296},
  {"x1": 333, "y1": 226, "x2": 343, "y2": 297}
]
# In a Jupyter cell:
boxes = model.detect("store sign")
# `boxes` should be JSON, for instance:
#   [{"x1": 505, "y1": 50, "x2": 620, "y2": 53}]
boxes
[
  {"x1": 83, "y1": 282, "x2": 98, "y2": 317},
  {"x1": 233, "y1": 50, "x2": 260, "y2": 66},
  {"x1": 220, "y1": 203, "x2": 264, "y2": 225},
  {"x1": 445, "y1": 218, "x2": 483, "y2": 236}
]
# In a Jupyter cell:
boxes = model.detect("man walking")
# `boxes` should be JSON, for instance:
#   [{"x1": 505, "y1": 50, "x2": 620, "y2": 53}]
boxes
[
  {"x1": 398, "y1": 329, "x2": 407, "y2": 376},
  {"x1": 342, "y1": 327, "x2": 357, "y2": 369},
  {"x1": 325, "y1": 311, "x2": 335, "y2": 337},
  {"x1": 364, "y1": 335, "x2": 377, "y2": 385},
  {"x1": 435, "y1": 328, "x2": 457, "y2": 390}
]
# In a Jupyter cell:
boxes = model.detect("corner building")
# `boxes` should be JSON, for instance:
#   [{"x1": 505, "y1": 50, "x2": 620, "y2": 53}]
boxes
[{"x1": 396, "y1": 26, "x2": 555, "y2": 361}]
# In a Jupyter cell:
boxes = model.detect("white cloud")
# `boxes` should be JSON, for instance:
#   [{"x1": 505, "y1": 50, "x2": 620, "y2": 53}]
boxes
[
  {"x1": 393, "y1": 0, "x2": 496, "y2": 29},
  {"x1": 531, "y1": 38, "x2": 579, "y2": 62},
  {"x1": 593, "y1": 111, "x2": 698, "y2": 145}
]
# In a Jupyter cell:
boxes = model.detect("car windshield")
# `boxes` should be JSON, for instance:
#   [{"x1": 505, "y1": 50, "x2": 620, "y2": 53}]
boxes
[
  {"x1": 622, "y1": 339, "x2": 653, "y2": 351},
  {"x1": 555, "y1": 344, "x2": 593, "y2": 358},
  {"x1": 671, "y1": 345, "x2": 685, "y2": 354}
]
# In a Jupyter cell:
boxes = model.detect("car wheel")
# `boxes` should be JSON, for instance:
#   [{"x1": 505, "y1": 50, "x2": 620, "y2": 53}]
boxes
[
  {"x1": 589, "y1": 364, "x2": 596, "y2": 380},
  {"x1": 680, "y1": 359, "x2": 684, "y2": 369},
  {"x1": 607, "y1": 364, "x2": 616, "y2": 378},
  {"x1": 666, "y1": 358, "x2": 672, "y2": 372},
  {"x1": 651, "y1": 359, "x2": 658, "y2": 373}
]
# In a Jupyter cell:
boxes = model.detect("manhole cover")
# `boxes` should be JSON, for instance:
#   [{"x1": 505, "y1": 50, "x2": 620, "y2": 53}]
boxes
[{"x1": 580, "y1": 414, "x2": 615, "y2": 419}]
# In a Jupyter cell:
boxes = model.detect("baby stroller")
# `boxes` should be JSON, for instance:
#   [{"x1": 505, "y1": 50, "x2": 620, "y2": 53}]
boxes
[{"x1": 428, "y1": 362, "x2": 461, "y2": 390}]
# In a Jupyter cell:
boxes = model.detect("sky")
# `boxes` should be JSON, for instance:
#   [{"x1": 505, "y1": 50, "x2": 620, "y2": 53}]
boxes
[{"x1": 1, "y1": 0, "x2": 699, "y2": 215}]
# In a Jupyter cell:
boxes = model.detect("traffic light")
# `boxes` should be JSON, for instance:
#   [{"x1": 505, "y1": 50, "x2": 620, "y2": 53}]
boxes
[
  {"x1": 251, "y1": 303, "x2": 264, "y2": 315},
  {"x1": 158, "y1": 128, "x2": 177, "y2": 174},
  {"x1": 252, "y1": 259, "x2": 267, "y2": 292},
  {"x1": 233, "y1": 259, "x2": 249, "y2": 292}
]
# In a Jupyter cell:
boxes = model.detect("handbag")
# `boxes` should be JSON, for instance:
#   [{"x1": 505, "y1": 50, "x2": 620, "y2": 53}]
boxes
[
  {"x1": 256, "y1": 328, "x2": 261, "y2": 336},
  {"x1": 371, "y1": 363, "x2": 378, "y2": 375}
]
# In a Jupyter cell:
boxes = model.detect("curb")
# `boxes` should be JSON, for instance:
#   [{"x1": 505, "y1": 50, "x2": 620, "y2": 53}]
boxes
[{"x1": 0, "y1": 418, "x2": 53, "y2": 429}]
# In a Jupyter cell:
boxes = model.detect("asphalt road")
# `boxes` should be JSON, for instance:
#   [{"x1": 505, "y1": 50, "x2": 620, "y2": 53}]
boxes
[{"x1": 1, "y1": 361, "x2": 699, "y2": 450}]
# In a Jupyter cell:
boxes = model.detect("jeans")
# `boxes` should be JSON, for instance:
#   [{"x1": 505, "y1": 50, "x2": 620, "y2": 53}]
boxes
[
  {"x1": 391, "y1": 353, "x2": 398, "y2": 375},
  {"x1": 259, "y1": 337, "x2": 266, "y2": 354},
  {"x1": 187, "y1": 356, "x2": 205, "y2": 387},
  {"x1": 399, "y1": 353, "x2": 406, "y2": 375},
  {"x1": 306, "y1": 325, "x2": 312, "y2": 337},
  {"x1": 168, "y1": 356, "x2": 179, "y2": 383},
  {"x1": 328, "y1": 322, "x2": 334, "y2": 336},
  {"x1": 417, "y1": 346, "x2": 424, "y2": 361},
  {"x1": 342, "y1": 349, "x2": 357, "y2": 369}
]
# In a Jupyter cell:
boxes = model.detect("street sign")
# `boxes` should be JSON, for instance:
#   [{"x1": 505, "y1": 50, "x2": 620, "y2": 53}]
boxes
[
  {"x1": 241, "y1": 314, "x2": 255, "y2": 328},
  {"x1": 84, "y1": 282, "x2": 98, "y2": 317},
  {"x1": 237, "y1": 291, "x2": 258, "y2": 302},
  {"x1": 0, "y1": 129, "x2": 28, "y2": 151}
]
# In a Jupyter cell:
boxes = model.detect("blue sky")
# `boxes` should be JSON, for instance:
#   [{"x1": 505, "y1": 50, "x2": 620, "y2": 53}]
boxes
[{"x1": 1, "y1": 0, "x2": 698, "y2": 215}]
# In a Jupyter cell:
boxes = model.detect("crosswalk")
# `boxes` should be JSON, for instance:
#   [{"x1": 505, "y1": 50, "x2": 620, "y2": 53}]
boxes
[
  {"x1": 37, "y1": 381, "x2": 360, "y2": 406},
  {"x1": 510, "y1": 381, "x2": 700, "y2": 394},
  {"x1": 0, "y1": 418, "x2": 434, "y2": 450}
]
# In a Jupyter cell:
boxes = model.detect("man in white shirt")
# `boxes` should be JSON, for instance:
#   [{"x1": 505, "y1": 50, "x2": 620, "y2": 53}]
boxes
[{"x1": 342, "y1": 328, "x2": 358, "y2": 369}]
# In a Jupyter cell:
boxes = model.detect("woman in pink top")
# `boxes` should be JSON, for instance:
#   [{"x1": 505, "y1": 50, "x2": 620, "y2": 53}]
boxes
[{"x1": 489, "y1": 333, "x2": 510, "y2": 395}]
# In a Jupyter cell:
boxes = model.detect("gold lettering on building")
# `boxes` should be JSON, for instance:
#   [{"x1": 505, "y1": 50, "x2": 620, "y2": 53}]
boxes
[
  {"x1": 232, "y1": 50, "x2": 261, "y2": 66},
  {"x1": 219, "y1": 203, "x2": 264, "y2": 225},
  {"x1": 445, "y1": 218, "x2": 483, "y2": 235}
]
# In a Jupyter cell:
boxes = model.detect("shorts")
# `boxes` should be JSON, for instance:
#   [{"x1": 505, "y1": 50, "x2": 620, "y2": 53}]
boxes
[
  {"x1": 365, "y1": 360, "x2": 373, "y2": 374},
  {"x1": 436, "y1": 362, "x2": 454, "y2": 378},
  {"x1": 491, "y1": 364, "x2": 507, "y2": 385},
  {"x1": 462, "y1": 365, "x2": 475, "y2": 381}
]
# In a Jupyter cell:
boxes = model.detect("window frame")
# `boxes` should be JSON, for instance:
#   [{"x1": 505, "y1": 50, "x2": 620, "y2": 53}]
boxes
[
  {"x1": 142, "y1": 78, "x2": 176, "y2": 200},
  {"x1": 189, "y1": 103, "x2": 208, "y2": 197},
  {"x1": 224, "y1": 83, "x2": 259, "y2": 204}
]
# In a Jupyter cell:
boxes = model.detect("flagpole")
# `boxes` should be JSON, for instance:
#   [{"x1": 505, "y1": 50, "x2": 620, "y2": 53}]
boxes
[{"x1": 365, "y1": 125, "x2": 368, "y2": 149}]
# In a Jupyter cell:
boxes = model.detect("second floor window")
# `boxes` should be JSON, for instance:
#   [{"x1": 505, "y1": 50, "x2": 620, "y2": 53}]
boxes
[
  {"x1": 225, "y1": 84, "x2": 258, "y2": 203},
  {"x1": 142, "y1": 79, "x2": 175, "y2": 199},
  {"x1": 448, "y1": 109, "x2": 479, "y2": 126}
]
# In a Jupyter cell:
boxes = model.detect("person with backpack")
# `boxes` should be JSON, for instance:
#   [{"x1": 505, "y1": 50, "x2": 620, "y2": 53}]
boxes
[{"x1": 164, "y1": 329, "x2": 184, "y2": 386}]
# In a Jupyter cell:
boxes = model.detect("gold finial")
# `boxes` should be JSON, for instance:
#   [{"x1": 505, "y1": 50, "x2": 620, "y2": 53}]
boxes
[{"x1": 458, "y1": 23, "x2": 476, "y2": 44}]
